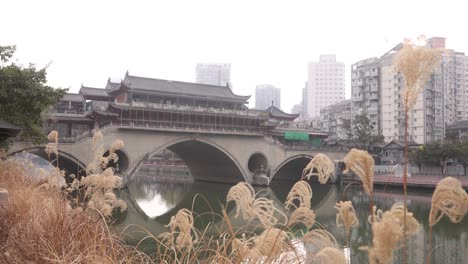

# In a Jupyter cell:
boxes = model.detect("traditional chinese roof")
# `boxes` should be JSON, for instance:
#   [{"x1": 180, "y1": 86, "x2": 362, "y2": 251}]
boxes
[
  {"x1": 0, "y1": 120, "x2": 21, "y2": 139},
  {"x1": 105, "y1": 79, "x2": 121, "y2": 91},
  {"x1": 62, "y1": 93, "x2": 84, "y2": 103},
  {"x1": 79, "y1": 86, "x2": 111, "y2": 101},
  {"x1": 265, "y1": 105, "x2": 299, "y2": 121},
  {"x1": 383, "y1": 139, "x2": 420, "y2": 149},
  {"x1": 110, "y1": 73, "x2": 250, "y2": 103}
]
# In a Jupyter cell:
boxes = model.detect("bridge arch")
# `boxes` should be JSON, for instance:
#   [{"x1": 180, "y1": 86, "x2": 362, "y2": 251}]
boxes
[
  {"x1": 103, "y1": 148, "x2": 130, "y2": 174},
  {"x1": 272, "y1": 154, "x2": 313, "y2": 182},
  {"x1": 8, "y1": 147, "x2": 87, "y2": 178},
  {"x1": 136, "y1": 136, "x2": 248, "y2": 184}
]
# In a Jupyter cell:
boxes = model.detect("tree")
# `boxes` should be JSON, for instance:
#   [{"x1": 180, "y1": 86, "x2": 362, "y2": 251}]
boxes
[
  {"x1": 0, "y1": 45, "x2": 67, "y2": 148},
  {"x1": 450, "y1": 140, "x2": 468, "y2": 176},
  {"x1": 341, "y1": 113, "x2": 384, "y2": 152}
]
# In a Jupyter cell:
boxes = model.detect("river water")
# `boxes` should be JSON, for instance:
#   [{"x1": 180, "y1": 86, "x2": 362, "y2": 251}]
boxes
[{"x1": 115, "y1": 177, "x2": 468, "y2": 264}]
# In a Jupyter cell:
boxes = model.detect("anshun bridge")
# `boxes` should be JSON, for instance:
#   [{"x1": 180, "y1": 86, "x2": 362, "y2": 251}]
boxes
[{"x1": 9, "y1": 72, "x2": 347, "y2": 186}]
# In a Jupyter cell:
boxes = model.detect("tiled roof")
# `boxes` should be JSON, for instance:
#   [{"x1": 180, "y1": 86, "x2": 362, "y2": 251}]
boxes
[
  {"x1": 119, "y1": 74, "x2": 250, "y2": 102},
  {"x1": 266, "y1": 105, "x2": 299, "y2": 120},
  {"x1": 0, "y1": 120, "x2": 21, "y2": 131},
  {"x1": 79, "y1": 86, "x2": 111, "y2": 98},
  {"x1": 62, "y1": 93, "x2": 83, "y2": 103}
]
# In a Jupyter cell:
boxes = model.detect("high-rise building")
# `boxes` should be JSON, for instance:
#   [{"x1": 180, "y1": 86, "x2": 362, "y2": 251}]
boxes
[
  {"x1": 377, "y1": 37, "x2": 468, "y2": 144},
  {"x1": 255, "y1": 84, "x2": 281, "y2": 110},
  {"x1": 351, "y1": 57, "x2": 381, "y2": 135},
  {"x1": 319, "y1": 100, "x2": 352, "y2": 140},
  {"x1": 195, "y1": 63, "x2": 231, "y2": 87},
  {"x1": 307, "y1": 55, "x2": 345, "y2": 118},
  {"x1": 301, "y1": 83, "x2": 309, "y2": 120}
]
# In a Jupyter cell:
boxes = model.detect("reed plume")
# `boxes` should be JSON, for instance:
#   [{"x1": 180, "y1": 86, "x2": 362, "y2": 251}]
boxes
[
  {"x1": 226, "y1": 182, "x2": 255, "y2": 220},
  {"x1": 164, "y1": 208, "x2": 198, "y2": 250},
  {"x1": 394, "y1": 35, "x2": 442, "y2": 112},
  {"x1": 302, "y1": 153, "x2": 335, "y2": 183},
  {"x1": 365, "y1": 204, "x2": 420, "y2": 264},
  {"x1": 92, "y1": 130, "x2": 103, "y2": 147},
  {"x1": 343, "y1": 149, "x2": 374, "y2": 196},
  {"x1": 302, "y1": 229, "x2": 337, "y2": 252},
  {"x1": 394, "y1": 35, "x2": 441, "y2": 264},
  {"x1": 366, "y1": 210, "x2": 403, "y2": 264},
  {"x1": 284, "y1": 180, "x2": 312, "y2": 209},
  {"x1": 315, "y1": 247, "x2": 347, "y2": 264},
  {"x1": 287, "y1": 206, "x2": 316, "y2": 229},
  {"x1": 427, "y1": 177, "x2": 467, "y2": 263},
  {"x1": 390, "y1": 202, "x2": 419, "y2": 236},
  {"x1": 335, "y1": 201, "x2": 359, "y2": 246},
  {"x1": 429, "y1": 177, "x2": 467, "y2": 226},
  {"x1": 227, "y1": 182, "x2": 285, "y2": 228},
  {"x1": 252, "y1": 227, "x2": 289, "y2": 259},
  {"x1": 45, "y1": 130, "x2": 59, "y2": 160}
]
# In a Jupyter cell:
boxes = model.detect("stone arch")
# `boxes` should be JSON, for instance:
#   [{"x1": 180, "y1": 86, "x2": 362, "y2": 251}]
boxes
[
  {"x1": 136, "y1": 136, "x2": 248, "y2": 184},
  {"x1": 8, "y1": 147, "x2": 87, "y2": 178},
  {"x1": 103, "y1": 148, "x2": 130, "y2": 174}
]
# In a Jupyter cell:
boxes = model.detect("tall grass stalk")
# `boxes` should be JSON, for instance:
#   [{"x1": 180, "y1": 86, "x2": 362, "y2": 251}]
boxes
[{"x1": 394, "y1": 35, "x2": 441, "y2": 264}]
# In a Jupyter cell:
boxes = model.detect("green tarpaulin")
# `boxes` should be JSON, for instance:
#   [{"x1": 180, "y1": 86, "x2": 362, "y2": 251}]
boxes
[{"x1": 284, "y1": 131, "x2": 309, "y2": 141}]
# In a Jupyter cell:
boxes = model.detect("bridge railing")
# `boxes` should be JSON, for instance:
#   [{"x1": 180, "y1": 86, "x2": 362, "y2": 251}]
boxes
[
  {"x1": 113, "y1": 119, "x2": 266, "y2": 136},
  {"x1": 115, "y1": 101, "x2": 264, "y2": 117}
]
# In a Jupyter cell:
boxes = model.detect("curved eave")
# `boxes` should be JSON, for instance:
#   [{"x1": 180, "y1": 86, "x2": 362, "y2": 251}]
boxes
[{"x1": 119, "y1": 83, "x2": 249, "y2": 104}]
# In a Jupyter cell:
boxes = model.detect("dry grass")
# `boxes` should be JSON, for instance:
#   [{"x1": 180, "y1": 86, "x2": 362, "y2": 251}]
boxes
[
  {"x1": 394, "y1": 35, "x2": 442, "y2": 112},
  {"x1": 302, "y1": 153, "x2": 335, "y2": 184},
  {"x1": 0, "y1": 160, "x2": 149, "y2": 264},
  {"x1": 284, "y1": 180, "x2": 312, "y2": 210},
  {"x1": 429, "y1": 177, "x2": 468, "y2": 226},
  {"x1": 343, "y1": 148, "x2": 374, "y2": 197},
  {"x1": 335, "y1": 201, "x2": 359, "y2": 246}
]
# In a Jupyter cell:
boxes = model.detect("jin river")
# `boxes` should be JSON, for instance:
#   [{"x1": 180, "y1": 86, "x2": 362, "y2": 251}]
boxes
[{"x1": 115, "y1": 176, "x2": 468, "y2": 264}]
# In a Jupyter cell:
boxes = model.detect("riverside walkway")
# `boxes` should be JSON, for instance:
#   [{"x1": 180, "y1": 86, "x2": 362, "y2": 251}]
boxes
[{"x1": 344, "y1": 174, "x2": 468, "y2": 189}]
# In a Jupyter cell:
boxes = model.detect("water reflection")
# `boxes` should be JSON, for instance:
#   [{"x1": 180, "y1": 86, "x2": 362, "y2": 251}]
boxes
[
  {"x1": 117, "y1": 177, "x2": 468, "y2": 263},
  {"x1": 128, "y1": 180, "x2": 191, "y2": 218}
]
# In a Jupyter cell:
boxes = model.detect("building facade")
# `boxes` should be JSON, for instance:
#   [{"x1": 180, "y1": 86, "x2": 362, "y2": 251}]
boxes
[
  {"x1": 255, "y1": 84, "x2": 281, "y2": 110},
  {"x1": 319, "y1": 99, "x2": 352, "y2": 140},
  {"x1": 351, "y1": 57, "x2": 381, "y2": 135},
  {"x1": 379, "y1": 37, "x2": 468, "y2": 144},
  {"x1": 307, "y1": 55, "x2": 345, "y2": 118},
  {"x1": 195, "y1": 63, "x2": 231, "y2": 87}
]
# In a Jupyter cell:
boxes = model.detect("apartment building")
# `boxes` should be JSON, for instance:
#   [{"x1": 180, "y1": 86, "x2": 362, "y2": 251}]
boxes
[{"x1": 319, "y1": 100, "x2": 352, "y2": 140}]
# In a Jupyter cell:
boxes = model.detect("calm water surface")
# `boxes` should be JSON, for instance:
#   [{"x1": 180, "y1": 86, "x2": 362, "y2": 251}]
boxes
[{"x1": 115, "y1": 177, "x2": 468, "y2": 264}]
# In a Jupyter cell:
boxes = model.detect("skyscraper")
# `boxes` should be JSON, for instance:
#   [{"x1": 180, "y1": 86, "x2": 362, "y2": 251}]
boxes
[
  {"x1": 351, "y1": 57, "x2": 381, "y2": 135},
  {"x1": 255, "y1": 84, "x2": 281, "y2": 110},
  {"x1": 307, "y1": 55, "x2": 345, "y2": 118},
  {"x1": 195, "y1": 63, "x2": 231, "y2": 87}
]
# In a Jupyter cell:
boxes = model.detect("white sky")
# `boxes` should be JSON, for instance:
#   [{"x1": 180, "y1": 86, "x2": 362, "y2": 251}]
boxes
[{"x1": 1, "y1": 0, "x2": 466, "y2": 112}]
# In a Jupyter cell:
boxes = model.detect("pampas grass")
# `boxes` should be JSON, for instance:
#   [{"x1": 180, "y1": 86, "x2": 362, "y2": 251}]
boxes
[
  {"x1": 365, "y1": 203, "x2": 420, "y2": 264},
  {"x1": 427, "y1": 177, "x2": 468, "y2": 263},
  {"x1": 343, "y1": 149, "x2": 374, "y2": 197},
  {"x1": 394, "y1": 35, "x2": 441, "y2": 264},
  {"x1": 335, "y1": 201, "x2": 359, "y2": 247},
  {"x1": 284, "y1": 180, "x2": 312, "y2": 209},
  {"x1": 287, "y1": 206, "x2": 316, "y2": 229},
  {"x1": 315, "y1": 247, "x2": 347, "y2": 264},
  {"x1": 429, "y1": 177, "x2": 467, "y2": 226},
  {"x1": 0, "y1": 160, "x2": 149, "y2": 263},
  {"x1": 302, "y1": 153, "x2": 335, "y2": 183}
]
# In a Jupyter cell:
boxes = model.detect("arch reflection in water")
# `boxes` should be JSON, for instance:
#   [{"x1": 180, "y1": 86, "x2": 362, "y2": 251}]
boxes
[{"x1": 129, "y1": 180, "x2": 191, "y2": 218}]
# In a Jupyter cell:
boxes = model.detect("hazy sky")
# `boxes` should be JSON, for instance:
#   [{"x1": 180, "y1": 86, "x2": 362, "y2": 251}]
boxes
[{"x1": 1, "y1": 0, "x2": 466, "y2": 112}]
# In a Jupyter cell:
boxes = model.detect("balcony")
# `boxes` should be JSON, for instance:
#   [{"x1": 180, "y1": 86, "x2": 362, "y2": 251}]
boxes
[{"x1": 352, "y1": 95, "x2": 363, "y2": 102}]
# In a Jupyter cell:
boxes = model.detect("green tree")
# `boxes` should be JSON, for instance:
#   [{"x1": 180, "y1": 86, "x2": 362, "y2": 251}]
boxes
[
  {"x1": 451, "y1": 140, "x2": 468, "y2": 176},
  {"x1": 342, "y1": 113, "x2": 384, "y2": 152},
  {"x1": 0, "y1": 45, "x2": 67, "y2": 148}
]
